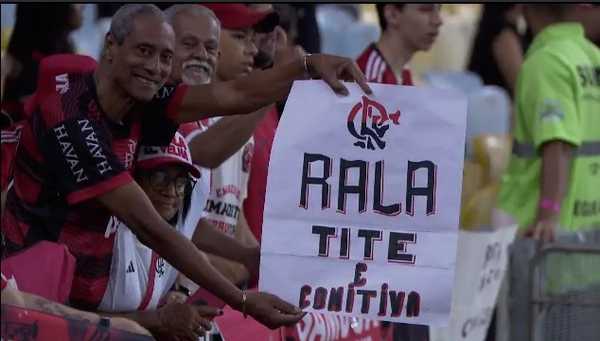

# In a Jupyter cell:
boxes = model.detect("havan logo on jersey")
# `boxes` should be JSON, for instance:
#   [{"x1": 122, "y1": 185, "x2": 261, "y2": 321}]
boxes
[
  {"x1": 53, "y1": 119, "x2": 112, "y2": 184},
  {"x1": 347, "y1": 96, "x2": 401, "y2": 150}
]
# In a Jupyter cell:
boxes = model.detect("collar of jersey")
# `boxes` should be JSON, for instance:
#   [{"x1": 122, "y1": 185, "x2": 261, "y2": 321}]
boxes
[{"x1": 527, "y1": 22, "x2": 585, "y2": 57}]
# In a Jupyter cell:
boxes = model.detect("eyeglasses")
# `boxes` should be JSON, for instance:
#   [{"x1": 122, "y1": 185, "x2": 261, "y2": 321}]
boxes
[{"x1": 144, "y1": 170, "x2": 196, "y2": 196}]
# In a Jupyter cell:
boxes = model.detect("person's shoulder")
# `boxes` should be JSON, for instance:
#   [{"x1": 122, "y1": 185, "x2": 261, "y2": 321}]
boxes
[
  {"x1": 355, "y1": 43, "x2": 377, "y2": 66},
  {"x1": 526, "y1": 35, "x2": 593, "y2": 67},
  {"x1": 38, "y1": 54, "x2": 97, "y2": 77},
  {"x1": 34, "y1": 54, "x2": 98, "y2": 126},
  {"x1": 36, "y1": 54, "x2": 97, "y2": 95},
  {"x1": 522, "y1": 44, "x2": 573, "y2": 78}
]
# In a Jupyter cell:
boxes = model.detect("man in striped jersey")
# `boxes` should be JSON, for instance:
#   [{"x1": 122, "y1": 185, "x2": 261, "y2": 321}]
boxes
[{"x1": 356, "y1": 4, "x2": 443, "y2": 86}]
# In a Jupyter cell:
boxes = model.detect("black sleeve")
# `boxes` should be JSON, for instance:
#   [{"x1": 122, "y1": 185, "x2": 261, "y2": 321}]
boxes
[
  {"x1": 141, "y1": 84, "x2": 185, "y2": 146},
  {"x1": 39, "y1": 117, "x2": 132, "y2": 204}
]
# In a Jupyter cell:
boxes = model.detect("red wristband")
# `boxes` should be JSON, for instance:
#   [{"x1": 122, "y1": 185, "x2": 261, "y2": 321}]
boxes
[{"x1": 539, "y1": 198, "x2": 561, "y2": 213}]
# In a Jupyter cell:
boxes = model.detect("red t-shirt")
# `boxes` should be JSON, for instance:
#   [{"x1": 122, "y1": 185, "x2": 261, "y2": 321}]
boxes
[
  {"x1": 243, "y1": 107, "x2": 279, "y2": 242},
  {"x1": 1, "y1": 54, "x2": 187, "y2": 310},
  {"x1": 356, "y1": 43, "x2": 414, "y2": 86}
]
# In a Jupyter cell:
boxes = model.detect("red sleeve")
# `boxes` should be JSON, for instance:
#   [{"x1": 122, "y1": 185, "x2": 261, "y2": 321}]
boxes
[
  {"x1": 66, "y1": 171, "x2": 133, "y2": 205},
  {"x1": 36, "y1": 54, "x2": 97, "y2": 99},
  {"x1": 30, "y1": 54, "x2": 98, "y2": 120}
]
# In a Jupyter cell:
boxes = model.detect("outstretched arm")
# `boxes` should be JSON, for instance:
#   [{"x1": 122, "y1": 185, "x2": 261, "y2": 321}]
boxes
[
  {"x1": 1, "y1": 285, "x2": 151, "y2": 336},
  {"x1": 188, "y1": 106, "x2": 270, "y2": 169},
  {"x1": 192, "y1": 218, "x2": 258, "y2": 271},
  {"x1": 175, "y1": 54, "x2": 371, "y2": 124},
  {"x1": 97, "y1": 182, "x2": 246, "y2": 309},
  {"x1": 97, "y1": 181, "x2": 303, "y2": 329}
]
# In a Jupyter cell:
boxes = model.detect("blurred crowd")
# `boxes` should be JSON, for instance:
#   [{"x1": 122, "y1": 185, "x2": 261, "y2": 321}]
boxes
[{"x1": 1, "y1": 3, "x2": 599, "y2": 341}]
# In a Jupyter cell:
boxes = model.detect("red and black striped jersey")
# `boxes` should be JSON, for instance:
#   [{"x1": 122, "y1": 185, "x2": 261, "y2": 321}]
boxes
[
  {"x1": 1, "y1": 54, "x2": 187, "y2": 310},
  {"x1": 356, "y1": 43, "x2": 414, "y2": 86}
]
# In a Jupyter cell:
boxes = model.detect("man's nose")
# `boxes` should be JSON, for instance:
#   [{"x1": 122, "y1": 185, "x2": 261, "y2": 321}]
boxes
[
  {"x1": 247, "y1": 41, "x2": 259, "y2": 57},
  {"x1": 143, "y1": 55, "x2": 161, "y2": 75},
  {"x1": 192, "y1": 45, "x2": 208, "y2": 60}
]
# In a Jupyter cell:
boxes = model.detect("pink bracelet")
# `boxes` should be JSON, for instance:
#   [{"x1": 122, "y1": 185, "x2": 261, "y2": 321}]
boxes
[{"x1": 539, "y1": 198, "x2": 561, "y2": 213}]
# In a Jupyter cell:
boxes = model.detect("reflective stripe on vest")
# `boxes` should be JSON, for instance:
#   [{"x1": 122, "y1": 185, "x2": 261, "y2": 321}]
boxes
[{"x1": 512, "y1": 140, "x2": 600, "y2": 158}]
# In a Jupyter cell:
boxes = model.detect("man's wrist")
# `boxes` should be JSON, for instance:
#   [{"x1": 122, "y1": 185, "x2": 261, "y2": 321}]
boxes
[
  {"x1": 241, "y1": 290, "x2": 248, "y2": 318},
  {"x1": 536, "y1": 197, "x2": 562, "y2": 222},
  {"x1": 539, "y1": 197, "x2": 561, "y2": 213},
  {"x1": 228, "y1": 288, "x2": 246, "y2": 312}
]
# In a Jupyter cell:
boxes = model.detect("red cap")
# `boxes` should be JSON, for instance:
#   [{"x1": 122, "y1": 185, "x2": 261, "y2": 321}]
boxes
[
  {"x1": 137, "y1": 132, "x2": 201, "y2": 178},
  {"x1": 202, "y1": 3, "x2": 279, "y2": 32}
]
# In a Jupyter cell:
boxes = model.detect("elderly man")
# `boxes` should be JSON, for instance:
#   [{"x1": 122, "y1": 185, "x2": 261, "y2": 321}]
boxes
[
  {"x1": 2, "y1": 3, "x2": 370, "y2": 331},
  {"x1": 160, "y1": 4, "x2": 268, "y2": 290}
]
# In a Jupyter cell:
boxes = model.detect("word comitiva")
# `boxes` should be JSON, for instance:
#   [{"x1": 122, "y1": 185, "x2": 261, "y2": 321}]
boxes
[{"x1": 299, "y1": 262, "x2": 421, "y2": 318}]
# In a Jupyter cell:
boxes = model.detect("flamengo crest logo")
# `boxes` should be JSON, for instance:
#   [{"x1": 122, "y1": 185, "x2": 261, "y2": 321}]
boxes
[{"x1": 347, "y1": 96, "x2": 400, "y2": 150}]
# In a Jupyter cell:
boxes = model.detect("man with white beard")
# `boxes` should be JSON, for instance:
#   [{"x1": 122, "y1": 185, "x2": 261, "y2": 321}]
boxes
[{"x1": 162, "y1": 4, "x2": 272, "y2": 297}]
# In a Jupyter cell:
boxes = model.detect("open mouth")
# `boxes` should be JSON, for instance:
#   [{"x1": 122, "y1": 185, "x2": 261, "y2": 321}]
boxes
[
  {"x1": 184, "y1": 65, "x2": 210, "y2": 78},
  {"x1": 185, "y1": 64, "x2": 210, "y2": 73}
]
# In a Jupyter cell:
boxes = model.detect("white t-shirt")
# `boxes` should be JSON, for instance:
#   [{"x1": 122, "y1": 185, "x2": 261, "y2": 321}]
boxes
[
  {"x1": 203, "y1": 117, "x2": 254, "y2": 237},
  {"x1": 181, "y1": 123, "x2": 212, "y2": 235},
  {"x1": 98, "y1": 212, "x2": 195, "y2": 312}
]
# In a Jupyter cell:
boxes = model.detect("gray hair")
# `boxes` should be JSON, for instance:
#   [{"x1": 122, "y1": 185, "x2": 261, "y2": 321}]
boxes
[
  {"x1": 109, "y1": 4, "x2": 165, "y2": 44},
  {"x1": 164, "y1": 4, "x2": 220, "y2": 29}
]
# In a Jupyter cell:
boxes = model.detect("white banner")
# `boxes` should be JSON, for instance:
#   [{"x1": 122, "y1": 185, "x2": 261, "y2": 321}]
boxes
[
  {"x1": 259, "y1": 80, "x2": 467, "y2": 326},
  {"x1": 430, "y1": 226, "x2": 518, "y2": 341}
]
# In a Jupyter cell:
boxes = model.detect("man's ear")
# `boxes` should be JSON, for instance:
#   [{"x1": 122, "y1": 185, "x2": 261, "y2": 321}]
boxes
[
  {"x1": 104, "y1": 32, "x2": 116, "y2": 63},
  {"x1": 384, "y1": 4, "x2": 401, "y2": 29}
]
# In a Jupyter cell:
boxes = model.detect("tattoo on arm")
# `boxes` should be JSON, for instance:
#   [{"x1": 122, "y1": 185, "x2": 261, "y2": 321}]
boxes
[{"x1": 30, "y1": 296, "x2": 97, "y2": 324}]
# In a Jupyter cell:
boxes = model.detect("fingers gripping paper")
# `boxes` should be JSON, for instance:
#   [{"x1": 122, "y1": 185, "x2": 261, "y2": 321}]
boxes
[{"x1": 259, "y1": 80, "x2": 467, "y2": 326}]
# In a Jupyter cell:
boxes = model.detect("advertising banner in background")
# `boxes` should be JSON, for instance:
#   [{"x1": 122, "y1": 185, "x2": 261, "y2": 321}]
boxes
[{"x1": 430, "y1": 226, "x2": 518, "y2": 341}]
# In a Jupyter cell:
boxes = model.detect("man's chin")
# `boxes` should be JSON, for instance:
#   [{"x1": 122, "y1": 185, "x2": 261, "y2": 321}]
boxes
[
  {"x1": 182, "y1": 72, "x2": 211, "y2": 86},
  {"x1": 129, "y1": 89, "x2": 156, "y2": 103}
]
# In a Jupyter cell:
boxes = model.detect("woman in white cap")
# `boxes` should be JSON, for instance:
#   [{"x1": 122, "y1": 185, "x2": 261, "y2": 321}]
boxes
[{"x1": 97, "y1": 132, "x2": 221, "y2": 341}]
